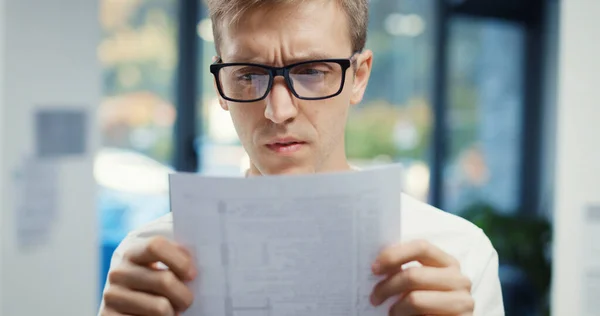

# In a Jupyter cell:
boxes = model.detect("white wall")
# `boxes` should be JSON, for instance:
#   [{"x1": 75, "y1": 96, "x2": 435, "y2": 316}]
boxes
[
  {"x1": 552, "y1": 0, "x2": 600, "y2": 315},
  {"x1": 0, "y1": 0, "x2": 100, "y2": 315}
]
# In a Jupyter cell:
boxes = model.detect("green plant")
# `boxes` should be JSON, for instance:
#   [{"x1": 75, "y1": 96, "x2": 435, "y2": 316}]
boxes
[{"x1": 460, "y1": 202, "x2": 552, "y2": 315}]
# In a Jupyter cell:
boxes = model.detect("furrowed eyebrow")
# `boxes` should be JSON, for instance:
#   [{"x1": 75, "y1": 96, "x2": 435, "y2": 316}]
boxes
[{"x1": 222, "y1": 52, "x2": 338, "y2": 65}]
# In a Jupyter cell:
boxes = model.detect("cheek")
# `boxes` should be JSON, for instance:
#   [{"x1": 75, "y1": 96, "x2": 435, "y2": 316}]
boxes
[
  {"x1": 229, "y1": 105, "x2": 263, "y2": 140},
  {"x1": 306, "y1": 101, "x2": 349, "y2": 143}
]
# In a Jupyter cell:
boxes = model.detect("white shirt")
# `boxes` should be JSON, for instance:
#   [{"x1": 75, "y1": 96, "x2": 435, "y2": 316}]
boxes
[{"x1": 99, "y1": 191, "x2": 505, "y2": 315}]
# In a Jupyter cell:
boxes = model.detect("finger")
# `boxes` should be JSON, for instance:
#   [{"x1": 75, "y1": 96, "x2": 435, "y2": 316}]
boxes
[
  {"x1": 370, "y1": 267, "x2": 472, "y2": 306},
  {"x1": 373, "y1": 240, "x2": 459, "y2": 275},
  {"x1": 389, "y1": 290, "x2": 474, "y2": 316},
  {"x1": 108, "y1": 262, "x2": 194, "y2": 312},
  {"x1": 124, "y1": 236, "x2": 196, "y2": 281},
  {"x1": 103, "y1": 284, "x2": 177, "y2": 316}
]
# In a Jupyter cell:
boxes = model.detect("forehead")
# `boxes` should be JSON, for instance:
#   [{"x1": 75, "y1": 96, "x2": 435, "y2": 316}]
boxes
[{"x1": 218, "y1": 0, "x2": 353, "y2": 63}]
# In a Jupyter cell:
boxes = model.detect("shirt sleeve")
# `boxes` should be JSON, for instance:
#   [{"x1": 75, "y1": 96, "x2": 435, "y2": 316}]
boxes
[{"x1": 467, "y1": 229, "x2": 505, "y2": 316}]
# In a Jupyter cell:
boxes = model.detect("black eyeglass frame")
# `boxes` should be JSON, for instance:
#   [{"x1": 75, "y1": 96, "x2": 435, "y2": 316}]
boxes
[{"x1": 209, "y1": 53, "x2": 359, "y2": 103}]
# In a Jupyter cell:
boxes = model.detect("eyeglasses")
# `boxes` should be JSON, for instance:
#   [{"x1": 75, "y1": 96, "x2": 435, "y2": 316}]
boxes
[{"x1": 209, "y1": 54, "x2": 358, "y2": 103}]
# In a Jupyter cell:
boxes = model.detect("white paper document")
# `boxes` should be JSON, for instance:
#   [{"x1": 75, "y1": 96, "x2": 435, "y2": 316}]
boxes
[{"x1": 170, "y1": 165, "x2": 403, "y2": 316}]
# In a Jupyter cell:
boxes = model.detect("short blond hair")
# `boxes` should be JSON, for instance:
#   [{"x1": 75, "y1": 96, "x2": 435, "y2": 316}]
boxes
[{"x1": 206, "y1": 0, "x2": 369, "y2": 55}]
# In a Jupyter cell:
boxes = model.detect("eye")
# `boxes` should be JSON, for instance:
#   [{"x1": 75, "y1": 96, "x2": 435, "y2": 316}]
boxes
[
  {"x1": 238, "y1": 73, "x2": 257, "y2": 81},
  {"x1": 292, "y1": 62, "x2": 334, "y2": 76},
  {"x1": 297, "y1": 68, "x2": 325, "y2": 75},
  {"x1": 232, "y1": 66, "x2": 268, "y2": 81}
]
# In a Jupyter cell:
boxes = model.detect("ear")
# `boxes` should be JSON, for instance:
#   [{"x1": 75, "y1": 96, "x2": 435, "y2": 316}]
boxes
[{"x1": 350, "y1": 49, "x2": 373, "y2": 106}]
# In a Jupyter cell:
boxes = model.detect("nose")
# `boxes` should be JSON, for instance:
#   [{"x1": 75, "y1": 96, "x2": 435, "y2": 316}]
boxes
[{"x1": 264, "y1": 78, "x2": 298, "y2": 124}]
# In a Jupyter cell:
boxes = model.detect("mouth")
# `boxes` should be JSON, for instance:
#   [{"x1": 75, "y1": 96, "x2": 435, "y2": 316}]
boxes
[{"x1": 265, "y1": 139, "x2": 307, "y2": 154}]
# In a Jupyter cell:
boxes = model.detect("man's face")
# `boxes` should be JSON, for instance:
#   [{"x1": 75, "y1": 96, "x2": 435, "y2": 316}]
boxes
[{"x1": 215, "y1": 0, "x2": 372, "y2": 175}]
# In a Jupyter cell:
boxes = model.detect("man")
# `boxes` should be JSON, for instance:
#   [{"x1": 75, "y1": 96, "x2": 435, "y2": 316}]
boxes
[{"x1": 98, "y1": 0, "x2": 505, "y2": 315}]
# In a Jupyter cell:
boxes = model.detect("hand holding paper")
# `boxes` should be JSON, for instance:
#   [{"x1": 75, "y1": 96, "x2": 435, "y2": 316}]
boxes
[
  {"x1": 101, "y1": 236, "x2": 196, "y2": 316},
  {"x1": 370, "y1": 240, "x2": 475, "y2": 315},
  {"x1": 170, "y1": 164, "x2": 404, "y2": 316}
]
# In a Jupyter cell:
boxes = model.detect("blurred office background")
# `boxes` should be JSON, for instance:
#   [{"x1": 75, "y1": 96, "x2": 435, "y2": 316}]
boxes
[{"x1": 97, "y1": 0, "x2": 558, "y2": 315}]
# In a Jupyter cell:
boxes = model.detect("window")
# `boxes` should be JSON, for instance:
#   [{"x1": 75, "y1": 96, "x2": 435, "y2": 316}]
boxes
[
  {"x1": 98, "y1": 0, "x2": 178, "y2": 165},
  {"x1": 443, "y1": 17, "x2": 525, "y2": 214},
  {"x1": 347, "y1": 0, "x2": 436, "y2": 202},
  {"x1": 97, "y1": 0, "x2": 178, "y2": 296},
  {"x1": 196, "y1": 10, "x2": 248, "y2": 176}
]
